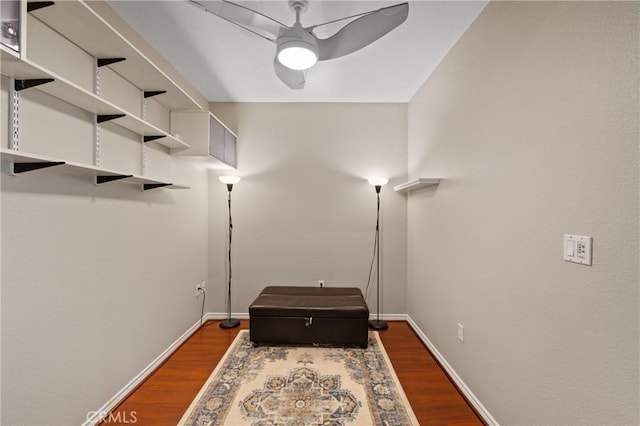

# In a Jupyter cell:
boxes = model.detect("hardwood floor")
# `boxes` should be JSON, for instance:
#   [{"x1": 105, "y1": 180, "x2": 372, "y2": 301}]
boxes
[{"x1": 100, "y1": 320, "x2": 483, "y2": 425}]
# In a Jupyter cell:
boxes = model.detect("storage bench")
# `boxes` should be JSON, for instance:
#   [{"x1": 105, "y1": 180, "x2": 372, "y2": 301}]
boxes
[{"x1": 249, "y1": 286, "x2": 369, "y2": 348}]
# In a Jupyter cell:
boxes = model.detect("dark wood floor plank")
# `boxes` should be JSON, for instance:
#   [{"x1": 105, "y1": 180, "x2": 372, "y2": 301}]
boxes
[
  {"x1": 100, "y1": 320, "x2": 483, "y2": 425},
  {"x1": 379, "y1": 321, "x2": 483, "y2": 425}
]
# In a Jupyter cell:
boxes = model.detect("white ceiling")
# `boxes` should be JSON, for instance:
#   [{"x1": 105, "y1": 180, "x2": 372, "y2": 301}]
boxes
[{"x1": 108, "y1": 0, "x2": 487, "y2": 103}]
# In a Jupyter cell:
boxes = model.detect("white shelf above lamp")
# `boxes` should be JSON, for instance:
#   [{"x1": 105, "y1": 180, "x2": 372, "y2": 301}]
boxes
[{"x1": 393, "y1": 178, "x2": 441, "y2": 193}]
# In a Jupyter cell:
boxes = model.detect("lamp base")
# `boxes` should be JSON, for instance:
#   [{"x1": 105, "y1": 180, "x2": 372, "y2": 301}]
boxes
[
  {"x1": 219, "y1": 318, "x2": 241, "y2": 329},
  {"x1": 368, "y1": 319, "x2": 388, "y2": 331}
]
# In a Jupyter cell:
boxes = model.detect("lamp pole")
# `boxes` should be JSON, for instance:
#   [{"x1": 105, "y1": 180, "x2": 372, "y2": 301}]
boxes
[
  {"x1": 368, "y1": 178, "x2": 388, "y2": 331},
  {"x1": 219, "y1": 176, "x2": 241, "y2": 329}
]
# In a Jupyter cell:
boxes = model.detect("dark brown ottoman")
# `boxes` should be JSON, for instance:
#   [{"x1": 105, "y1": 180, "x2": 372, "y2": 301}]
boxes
[{"x1": 249, "y1": 286, "x2": 369, "y2": 348}]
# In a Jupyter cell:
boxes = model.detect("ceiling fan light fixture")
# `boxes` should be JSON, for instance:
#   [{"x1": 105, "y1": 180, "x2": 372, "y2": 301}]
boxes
[
  {"x1": 190, "y1": 0, "x2": 409, "y2": 89},
  {"x1": 277, "y1": 39, "x2": 318, "y2": 70},
  {"x1": 276, "y1": 24, "x2": 319, "y2": 71}
]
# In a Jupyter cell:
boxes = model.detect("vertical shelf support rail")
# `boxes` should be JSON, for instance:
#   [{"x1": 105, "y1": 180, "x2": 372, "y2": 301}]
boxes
[
  {"x1": 94, "y1": 117, "x2": 101, "y2": 167},
  {"x1": 7, "y1": 79, "x2": 55, "y2": 151},
  {"x1": 141, "y1": 135, "x2": 147, "y2": 176},
  {"x1": 94, "y1": 57, "x2": 101, "y2": 96},
  {"x1": 9, "y1": 78, "x2": 19, "y2": 150},
  {"x1": 93, "y1": 56, "x2": 102, "y2": 166}
]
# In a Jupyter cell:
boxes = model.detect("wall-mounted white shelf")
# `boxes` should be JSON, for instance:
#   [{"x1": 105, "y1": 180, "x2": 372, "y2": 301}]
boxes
[
  {"x1": 170, "y1": 110, "x2": 237, "y2": 168},
  {"x1": 28, "y1": 0, "x2": 204, "y2": 111},
  {"x1": 1, "y1": 57, "x2": 189, "y2": 150},
  {"x1": 1, "y1": 148, "x2": 189, "y2": 191},
  {"x1": 393, "y1": 178, "x2": 441, "y2": 193}
]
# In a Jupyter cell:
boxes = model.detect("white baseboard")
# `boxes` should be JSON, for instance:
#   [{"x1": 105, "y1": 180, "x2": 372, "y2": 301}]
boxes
[
  {"x1": 372, "y1": 313, "x2": 408, "y2": 321},
  {"x1": 209, "y1": 313, "x2": 408, "y2": 321},
  {"x1": 405, "y1": 316, "x2": 499, "y2": 426},
  {"x1": 83, "y1": 319, "x2": 204, "y2": 426},
  {"x1": 206, "y1": 312, "x2": 250, "y2": 320}
]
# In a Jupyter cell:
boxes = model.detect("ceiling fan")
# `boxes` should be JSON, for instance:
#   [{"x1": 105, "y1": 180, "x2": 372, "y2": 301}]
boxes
[{"x1": 187, "y1": 0, "x2": 409, "y2": 89}]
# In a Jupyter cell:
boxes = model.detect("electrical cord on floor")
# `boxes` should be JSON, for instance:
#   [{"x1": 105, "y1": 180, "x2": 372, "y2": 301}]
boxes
[
  {"x1": 200, "y1": 288, "x2": 206, "y2": 328},
  {"x1": 364, "y1": 227, "x2": 378, "y2": 302}
]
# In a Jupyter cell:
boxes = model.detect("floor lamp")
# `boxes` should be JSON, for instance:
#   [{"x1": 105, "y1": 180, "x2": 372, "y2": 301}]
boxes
[
  {"x1": 368, "y1": 177, "x2": 389, "y2": 331},
  {"x1": 219, "y1": 175, "x2": 241, "y2": 329}
]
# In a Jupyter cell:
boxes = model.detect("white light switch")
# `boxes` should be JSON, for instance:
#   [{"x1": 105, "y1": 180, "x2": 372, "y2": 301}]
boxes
[
  {"x1": 563, "y1": 234, "x2": 592, "y2": 266},
  {"x1": 566, "y1": 240, "x2": 575, "y2": 256}
]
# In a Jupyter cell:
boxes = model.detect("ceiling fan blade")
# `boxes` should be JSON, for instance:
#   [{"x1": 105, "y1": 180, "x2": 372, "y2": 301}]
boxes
[
  {"x1": 316, "y1": 3, "x2": 409, "y2": 61},
  {"x1": 188, "y1": 0, "x2": 286, "y2": 41},
  {"x1": 274, "y1": 56, "x2": 306, "y2": 90}
]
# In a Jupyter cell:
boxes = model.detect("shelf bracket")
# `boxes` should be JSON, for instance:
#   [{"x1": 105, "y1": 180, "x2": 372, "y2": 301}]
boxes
[
  {"x1": 96, "y1": 174, "x2": 133, "y2": 184},
  {"x1": 97, "y1": 57, "x2": 126, "y2": 68},
  {"x1": 11, "y1": 161, "x2": 65, "y2": 174},
  {"x1": 27, "y1": 1, "x2": 55, "y2": 13},
  {"x1": 143, "y1": 135, "x2": 164, "y2": 143},
  {"x1": 14, "y1": 79, "x2": 54, "y2": 92},
  {"x1": 97, "y1": 114, "x2": 125, "y2": 124},
  {"x1": 142, "y1": 183, "x2": 172, "y2": 191},
  {"x1": 143, "y1": 90, "x2": 167, "y2": 98}
]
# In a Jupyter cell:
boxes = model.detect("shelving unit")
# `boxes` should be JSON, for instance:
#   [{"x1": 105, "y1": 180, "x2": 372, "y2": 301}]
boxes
[
  {"x1": 393, "y1": 178, "x2": 441, "y2": 193},
  {"x1": 0, "y1": 0, "x2": 210, "y2": 192},
  {"x1": 1, "y1": 57, "x2": 188, "y2": 149},
  {"x1": 28, "y1": 0, "x2": 203, "y2": 111}
]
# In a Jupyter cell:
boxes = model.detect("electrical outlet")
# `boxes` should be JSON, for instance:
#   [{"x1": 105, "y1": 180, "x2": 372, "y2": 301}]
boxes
[
  {"x1": 196, "y1": 281, "x2": 205, "y2": 297},
  {"x1": 318, "y1": 280, "x2": 325, "y2": 288},
  {"x1": 457, "y1": 323, "x2": 464, "y2": 342}
]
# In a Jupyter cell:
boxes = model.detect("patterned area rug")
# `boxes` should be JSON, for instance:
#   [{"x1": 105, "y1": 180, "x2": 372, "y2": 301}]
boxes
[{"x1": 178, "y1": 330, "x2": 418, "y2": 425}]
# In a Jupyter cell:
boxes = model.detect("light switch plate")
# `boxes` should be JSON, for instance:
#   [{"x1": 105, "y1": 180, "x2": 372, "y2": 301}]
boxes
[{"x1": 564, "y1": 234, "x2": 592, "y2": 266}]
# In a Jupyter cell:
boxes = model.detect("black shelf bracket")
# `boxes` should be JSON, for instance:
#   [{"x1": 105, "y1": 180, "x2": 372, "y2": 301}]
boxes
[
  {"x1": 96, "y1": 174, "x2": 133, "y2": 184},
  {"x1": 97, "y1": 57, "x2": 126, "y2": 68},
  {"x1": 27, "y1": 1, "x2": 55, "y2": 13},
  {"x1": 143, "y1": 135, "x2": 164, "y2": 143},
  {"x1": 143, "y1": 90, "x2": 167, "y2": 99},
  {"x1": 143, "y1": 183, "x2": 172, "y2": 191},
  {"x1": 97, "y1": 114, "x2": 125, "y2": 124},
  {"x1": 15, "y1": 78, "x2": 54, "y2": 92},
  {"x1": 12, "y1": 161, "x2": 65, "y2": 174}
]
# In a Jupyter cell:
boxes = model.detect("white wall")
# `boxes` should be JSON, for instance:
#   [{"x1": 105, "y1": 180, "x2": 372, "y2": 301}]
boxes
[
  {"x1": 407, "y1": 2, "x2": 639, "y2": 424},
  {"x1": 208, "y1": 103, "x2": 408, "y2": 317},
  {"x1": 1, "y1": 52, "x2": 209, "y2": 426}
]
